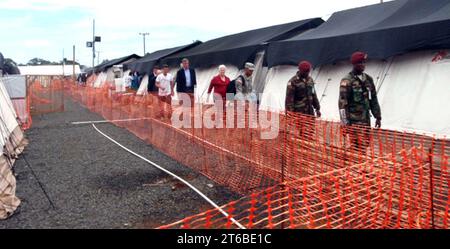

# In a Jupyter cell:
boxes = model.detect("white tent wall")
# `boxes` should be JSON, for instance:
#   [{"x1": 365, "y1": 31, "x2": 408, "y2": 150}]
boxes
[
  {"x1": 93, "y1": 72, "x2": 107, "y2": 88},
  {"x1": 105, "y1": 68, "x2": 115, "y2": 83},
  {"x1": 252, "y1": 51, "x2": 269, "y2": 96},
  {"x1": 259, "y1": 49, "x2": 450, "y2": 137},
  {"x1": 136, "y1": 74, "x2": 149, "y2": 95},
  {"x1": 115, "y1": 69, "x2": 131, "y2": 93},
  {"x1": 377, "y1": 50, "x2": 450, "y2": 137},
  {"x1": 0, "y1": 78, "x2": 19, "y2": 144}
]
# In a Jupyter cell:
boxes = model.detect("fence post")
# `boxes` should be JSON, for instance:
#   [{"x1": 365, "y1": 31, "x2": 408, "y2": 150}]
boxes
[{"x1": 428, "y1": 139, "x2": 436, "y2": 229}]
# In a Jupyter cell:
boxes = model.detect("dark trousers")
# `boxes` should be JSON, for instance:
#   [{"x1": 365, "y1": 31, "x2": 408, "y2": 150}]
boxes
[{"x1": 157, "y1": 95, "x2": 172, "y2": 119}]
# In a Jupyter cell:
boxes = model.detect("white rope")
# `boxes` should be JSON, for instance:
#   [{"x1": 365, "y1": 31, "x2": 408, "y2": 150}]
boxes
[
  {"x1": 91, "y1": 123, "x2": 246, "y2": 229},
  {"x1": 71, "y1": 117, "x2": 152, "y2": 125}
]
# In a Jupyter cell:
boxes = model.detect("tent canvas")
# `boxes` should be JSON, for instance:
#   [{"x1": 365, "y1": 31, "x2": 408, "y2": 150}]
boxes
[
  {"x1": 162, "y1": 18, "x2": 324, "y2": 69},
  {"x1": 266, "y1": 0, "x2": 450, "y2": 67},
  {"x1": 260, "y1": 49, "x2": 450, "y2": 137},
  {"x1": 94, "y1": 54, "x2": 141, "y2": 73},
  {"x1": 126, "y1": 41, "x2": 202, "y2": 75},
  {"x1": 0, "y1": 77, "x2": 25, "y2": 219},
  {"x1": 1, "y1": 75, "x2": 26, "y2": 99}
]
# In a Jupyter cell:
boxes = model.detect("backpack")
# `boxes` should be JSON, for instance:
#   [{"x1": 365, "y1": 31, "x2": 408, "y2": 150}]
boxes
[{"x1": 227, "y1": 75, "x2": 245, "y2": 94}]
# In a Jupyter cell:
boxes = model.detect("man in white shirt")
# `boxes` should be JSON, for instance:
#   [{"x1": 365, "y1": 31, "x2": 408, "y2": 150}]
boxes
[{"x1": 155, "y1": 64, "x2": 174, "y2": 119}]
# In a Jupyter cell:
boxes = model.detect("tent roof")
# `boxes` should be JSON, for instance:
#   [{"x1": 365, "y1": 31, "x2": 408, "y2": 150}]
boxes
[
  {"x1": 267, "y1": 0, "x2": 450, "y2": 67},
  {"x1": 162, "y1": 18, "x2": 324, "y2": 68},
  {"x1": 125, "y1": 41, "x2": 202, "y2": 75},
  {"x1": 94, "y1": 54, "x2": 141, "y2": 73}
]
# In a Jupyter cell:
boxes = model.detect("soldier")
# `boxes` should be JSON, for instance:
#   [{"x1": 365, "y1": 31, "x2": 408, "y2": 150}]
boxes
[
  {"x1": 235, "y1": 62, "x2": 257, "y2": 103},
  {"x1": 338, "y1": 51, "x2": 381, "y2": 151},
  {"x1": 285, "y1": 60, "x2": 321, "y2": 139},
  {"x1": 285, "y1": 60, "x2": 321, "y2": 116}
]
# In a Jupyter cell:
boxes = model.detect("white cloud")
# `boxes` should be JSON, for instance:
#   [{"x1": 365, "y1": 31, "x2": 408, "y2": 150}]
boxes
[
  {"x1": 22, "y1": 39, "x2": 52, "y2": 48},
  {"x1": 1, "y1": 0, "x2": 391, "y2": 65}
]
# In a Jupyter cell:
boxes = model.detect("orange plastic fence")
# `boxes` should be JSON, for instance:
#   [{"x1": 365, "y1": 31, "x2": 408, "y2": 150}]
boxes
[
  {"x1": 62, "y1": 78, "x2": 448, "y2": 229},
  {"x1": 27, "y1": 75, "x2": 65, "y2": 116},
  {"x1": 159, "y1": 146, "x2": 446, "y2": 229},
  {"x1": 11, "y1": 98, "x2": 32, "y2": 130}
]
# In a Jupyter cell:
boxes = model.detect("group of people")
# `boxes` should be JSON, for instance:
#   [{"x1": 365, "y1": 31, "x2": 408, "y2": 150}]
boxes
[
  {"x1": 285, "y1": 51, "x2": 381, "y2": 149},
  {"x1": 133, "y1": 51, "x2": 382, "y2": 149},
  {"x1": 144, "y1": 58, "x2": 257, "y2": 119},
  {"x1": 123, "y1": 71, "x2": 143, "y2": 90}
]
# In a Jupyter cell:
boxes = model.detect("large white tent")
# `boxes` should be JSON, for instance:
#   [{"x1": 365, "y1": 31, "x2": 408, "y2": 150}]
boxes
[
  {"x1": 88, "y1": 0, "x2": 450, "y2": 137},
  {"x1": 0, "y1": 77, "x2": 26, "y2": 219},
  {"x1": 262, "y1": 0, "x2": 450, "y2": 137},
  {"x1": 259, "y1": 50, "x2": 450, "y2": 137}
]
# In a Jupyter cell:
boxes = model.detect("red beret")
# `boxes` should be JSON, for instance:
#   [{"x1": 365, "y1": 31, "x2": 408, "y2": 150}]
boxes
[
  {"x1": 298, "y1": 61, "x2": 312, "y2": 72},
  {"x1": 351, "y1": 52, "x2": 368, "y2": 64}
]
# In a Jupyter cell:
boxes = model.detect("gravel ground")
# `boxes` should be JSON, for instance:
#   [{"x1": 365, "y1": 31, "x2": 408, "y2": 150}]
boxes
[{"x1": 0, "y1": 97, "x2": 241, "y2": 229}]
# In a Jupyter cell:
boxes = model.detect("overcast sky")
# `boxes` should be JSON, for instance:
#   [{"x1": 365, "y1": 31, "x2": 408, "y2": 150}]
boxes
[{"x1": 0, "y1": 0, "x2": 387, "y2": 66}]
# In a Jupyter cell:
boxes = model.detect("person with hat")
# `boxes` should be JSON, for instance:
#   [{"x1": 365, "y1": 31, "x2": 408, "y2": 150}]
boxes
[
  {"x1": 339, "y1": 51, "x2": 382, "y2": 150},
  {"x1": 234, "y1": 62, "x2": 257, "y2": 102},
  {"x1": 285, "y1": 60, "x2": 321, "y2": 117}
]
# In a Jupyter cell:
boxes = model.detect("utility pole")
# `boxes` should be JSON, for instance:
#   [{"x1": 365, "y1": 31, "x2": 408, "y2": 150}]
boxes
[
  {"x1": 72, "y1": 45, "x2": 76, "y2": 79},
  {"x1": 139, "y1": 32, "x2": 149, "y2": 55},
  {"x1": 62, "y1": 49, "x2": 65, "y2": 76},
  {"x1": 87, "y1": 19, "x2": 101, "y2": 67},
  {"x1": 97, "y1": 51, "x2": 101, "y2": 65},
  {"x1": 92, "y1": 19, "x2": 95, "y2": 67}
]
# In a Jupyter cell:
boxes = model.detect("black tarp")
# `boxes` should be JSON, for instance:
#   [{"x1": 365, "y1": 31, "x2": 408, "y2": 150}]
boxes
[
  {"x1": 124, "y1": 41, "x2": 202, "y2": 75},
  {"x1": 267, "y1": 0, "x2": 450, "y2": 67},
  {"x1": 162, "y1": 18, "x2": 324, "y2": 69},
  {"x1": 94, "y1": 54, "x2": 141, "y2": 73},
  {"x1": 0, "y1": 52, "x2": 4, "y2": 71}
]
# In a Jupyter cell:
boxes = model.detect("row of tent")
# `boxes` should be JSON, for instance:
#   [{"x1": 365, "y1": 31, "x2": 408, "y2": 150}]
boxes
[{"x1": 88, "y1": 0, "x2": 450, "y2": 137}]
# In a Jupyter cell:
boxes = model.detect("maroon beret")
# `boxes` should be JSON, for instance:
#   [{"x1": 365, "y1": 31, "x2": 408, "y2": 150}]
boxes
[
  {"x1": 298, "y1": 60, "x2": 312, "y2": 72},
  {"x1": 351, "y1": 52, "x2": 368, "y2": 64}
]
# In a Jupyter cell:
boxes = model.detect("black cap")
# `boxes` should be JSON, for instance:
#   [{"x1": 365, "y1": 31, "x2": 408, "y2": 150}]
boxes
[{"x1": 162, "y1": 64, "x2": 169, "y2": 68}]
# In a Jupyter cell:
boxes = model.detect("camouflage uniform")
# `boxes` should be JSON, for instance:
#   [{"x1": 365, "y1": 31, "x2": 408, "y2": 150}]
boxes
[
  {"x1": 285, "y1": 72, "x2": 320, "y2": 115},
  {"x1": 285, "y1": 72, "x2": 320, "y2": 140},
  {"x1": 339, "y1": 72, "x2": 381, "y2": 149}
]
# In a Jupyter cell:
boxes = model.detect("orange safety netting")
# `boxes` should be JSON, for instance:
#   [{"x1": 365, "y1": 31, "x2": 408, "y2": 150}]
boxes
[
  {"x1": 27, "y1": 75, "x2": 65, "y2": 116},
  {"x1": 11, "y1": 98, "x2": 32, "y2": 130},
  {"x1": 159, "y1": 145, "x2": 447, "y2": 229},
  {"x1": 62, "y1": 77, "x2": 448, "y2": 229}
]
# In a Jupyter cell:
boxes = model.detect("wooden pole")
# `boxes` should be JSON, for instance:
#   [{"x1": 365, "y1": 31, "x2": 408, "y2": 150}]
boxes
[{"x1": 73, "y1": 45, "x2": 76, "y2": 79}]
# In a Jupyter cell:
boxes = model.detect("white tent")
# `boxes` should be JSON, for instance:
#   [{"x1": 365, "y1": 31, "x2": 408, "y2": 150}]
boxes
[
  {"x1": 18, "y1": 65, "x2": 81, "y2": 76},
  {"x1": 0, "y1": 77, "x2": 26, "y2": 219},
  {"x1": 259, "y1": 49, "x2": 450, "y2": 137}
]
